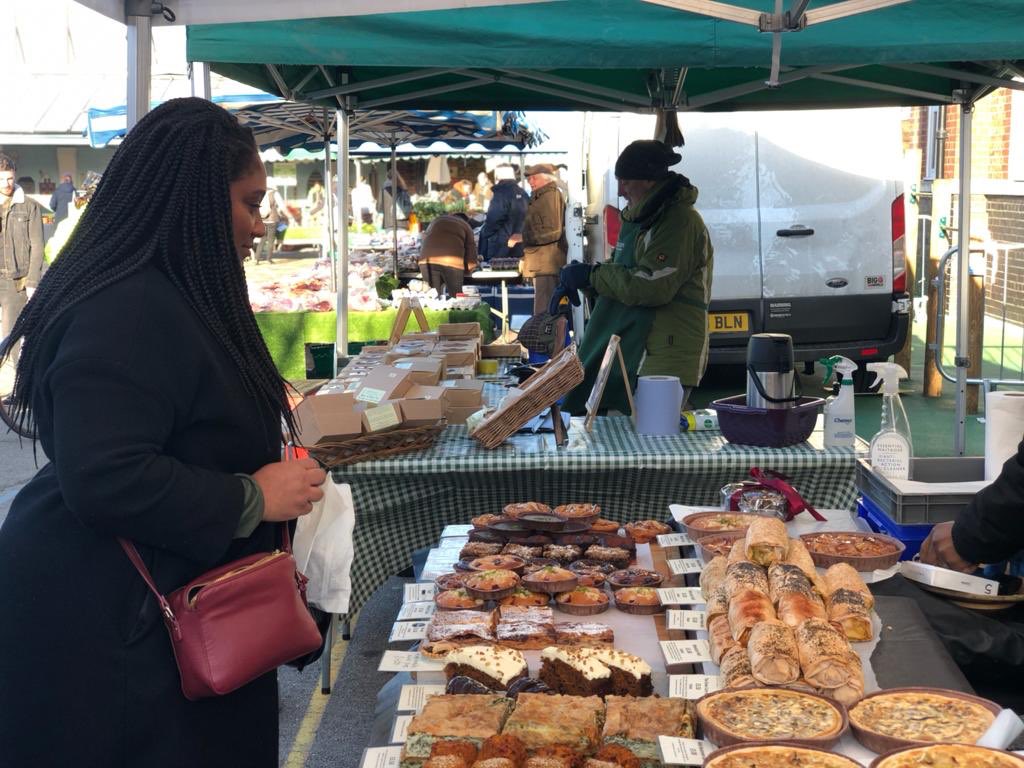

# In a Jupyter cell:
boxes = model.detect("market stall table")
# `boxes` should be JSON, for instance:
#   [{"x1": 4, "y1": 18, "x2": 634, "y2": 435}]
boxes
[{"x1": 331, "y1": 409, "x2": 867, "y2": 612}]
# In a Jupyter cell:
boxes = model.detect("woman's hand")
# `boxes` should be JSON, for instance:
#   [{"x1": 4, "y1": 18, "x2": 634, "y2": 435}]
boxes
[
  {"x1": 252, "y1": 458, "x2": 327, "y2": 522},
  {"x1": 919, "y1": 521, "x2": 977, "y2": 572}
]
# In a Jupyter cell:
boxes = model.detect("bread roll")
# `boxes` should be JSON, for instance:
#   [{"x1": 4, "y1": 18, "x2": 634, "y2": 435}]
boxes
[
  {"x1": 723, "y1": 561, "x2": 769, "y2": 601},
  {"x1": 827, "y1": 588, "x2": 872, "y2": 642},
  {"x1": 767, "y1": 562, "x2": 813, "y2": 604},
  {"x1": 706, "y1": 586, "x2": 730, "y2": 625},
  {"x1": 727, "y1": 588, "x2": 777, "y2": 646},
  {"x1": 822, "y1": 650, "x2": 864, "y2": 705},
  {"x1": 700, "y1": 556, "x2": 729, "y2": 601},
  {"x1": 707, "y1": 614, "x2": 738, "y2": 666},
  {"x1": 719, "y1": 645, "x2": 758, "y2": 689},
  {"x1": 777, "y1": 589, "x2": 828, "y2": 629},
  {"x1": 747, "y1": 619, "x2": 800, "y2": 685},
  {"x1": 794, "y1": 618, "x2": 856, "y2": 689},
  {"x1": 824, "y1": 563, "x2": 874, "y2": 610},
  {"x1": 744, "y1": 517, "x2": 788, "y2": 566},
  {"x1": 727, "y1": 539, "x2": 749, "y2": 565}
]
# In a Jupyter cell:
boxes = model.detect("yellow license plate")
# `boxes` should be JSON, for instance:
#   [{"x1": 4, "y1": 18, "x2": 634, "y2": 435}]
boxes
[{"x1": 708, "y1": 312, "x2": 749, "y2": 333}]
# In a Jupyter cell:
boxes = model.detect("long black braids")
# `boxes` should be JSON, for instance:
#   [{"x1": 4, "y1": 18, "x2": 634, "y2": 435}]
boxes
[{"x1": 0, "y1": 97, "x2": 298, "y2": 440}]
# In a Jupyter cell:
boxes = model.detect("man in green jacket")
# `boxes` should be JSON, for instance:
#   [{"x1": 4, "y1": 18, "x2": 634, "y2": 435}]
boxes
[{"x1": 557, "y1": 140, "x2": 714, "y2": 415}]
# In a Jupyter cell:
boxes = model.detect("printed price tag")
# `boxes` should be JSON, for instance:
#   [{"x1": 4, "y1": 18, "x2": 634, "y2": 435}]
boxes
[
  {"x1": 666, "y1": 610, "x2": 707, "y2": 631},
  {"x1": 440, "y1": 524, "x2": 473, "y2": 538},
  {"x1": 656, "y1": 587, "x2": 705, "y2": 605},
  {"x1": 423, "y1": 549, "x2": 459, "y2": 569},
  {"x1": 668, "y1": 558, "x2": 703, "y2": 576},
  {"x1": 356, "y1": 387, "x2": 387, "y2": 404},
  {"x1": 658, "y1": 737, "x2": 715, "y2": 766},
  {"x1": 397, "y1": 684, "x2": 446, "y2": 712},
  {"x1": 378, "y1": 651, "x2": 445, "y2": 673},
  {"x1": 364, "y1": 404, "x2": 401, "y2": 431},
  {"x1": 391, "y1": 715, "x2": 414, "y2": 744},
  {"x1": 389, "y1": 621, "x2": 429, "y2": 643},
  {"x1": 437, "y1": 537, "x2": 469, "y2": 551},
  {"x1": 656, "y1": 533, "x2": 694, "y2": 548},
  {"x1": 361, "y1": 747, "x2": 403, "y2": 768},
  {"x1": 659, "y1": 640, "x2": 712, "y2": 666},
  {"x1": 668, "y1": 674, "x2": 723, "y2": 700},
  {"x1": 397, "y1": 601, "x2": 437, "y2": 621},
  {"x1": 403, "y1": 583, "x2": 436, "y2": 603}
]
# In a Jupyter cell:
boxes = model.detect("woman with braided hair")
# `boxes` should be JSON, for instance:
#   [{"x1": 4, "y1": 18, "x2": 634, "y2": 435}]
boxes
[{"x1": 0, "y1": 98, "x2": 326, "y2": 767}]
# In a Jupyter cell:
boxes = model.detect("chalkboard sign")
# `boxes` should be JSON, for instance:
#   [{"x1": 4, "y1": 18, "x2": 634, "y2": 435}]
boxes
[{"x1": 583, "y1": 334, "x2": 635, "y2": 431}]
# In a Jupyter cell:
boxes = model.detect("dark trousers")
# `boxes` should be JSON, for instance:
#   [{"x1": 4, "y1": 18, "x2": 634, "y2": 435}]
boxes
[
  {"x1": 532, "y1": 274, "x2": 558, "y2": 316},
  {"x1": 0, "y1": 279, "x2": 27, "y2": 366},
  {"x1": 419, "y1": 264, "x2": 464, "y2": 297}
]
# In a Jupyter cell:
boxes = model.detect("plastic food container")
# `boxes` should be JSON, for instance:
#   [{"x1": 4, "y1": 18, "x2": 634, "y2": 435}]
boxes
[{"x1": 712, "y1": 395, "x2": 825, "y2": 447}]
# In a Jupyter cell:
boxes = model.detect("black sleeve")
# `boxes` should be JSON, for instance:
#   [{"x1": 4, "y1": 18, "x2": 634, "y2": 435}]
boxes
[
  {"x1": 952, "y1": 438, "x2": 1024, "y2": 564},
  {"x1": 481, "y1": 189, "x2": 512, "y2": 260}
]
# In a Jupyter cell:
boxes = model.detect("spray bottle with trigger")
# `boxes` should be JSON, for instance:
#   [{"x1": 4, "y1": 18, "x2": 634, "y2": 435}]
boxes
[
  {"x1": 867, "y1": 362, "x2": 912, "y2": 480},
  {"x1": 820, "y1": 356, "x2": 857, "y2": 448}
]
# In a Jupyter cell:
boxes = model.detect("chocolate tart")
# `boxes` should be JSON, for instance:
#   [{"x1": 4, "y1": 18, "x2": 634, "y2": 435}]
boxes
[
  {"x1": 521, "y1": 565, "x2": 579, "y2": 594},
  {"x1": 554, "y1": 586, "x2": 610, "y2": 616},
  {"x1": 607, "y1": 567, "x2": 664, "y2": 591},
  {"x1": 434, "y1": 572, "x2": 470, "y2": 591}
]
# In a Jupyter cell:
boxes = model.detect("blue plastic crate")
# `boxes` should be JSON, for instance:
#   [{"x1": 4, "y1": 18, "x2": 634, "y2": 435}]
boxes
[{"x1": 857, "y1": 494, "x2": 933, "y2": 561}]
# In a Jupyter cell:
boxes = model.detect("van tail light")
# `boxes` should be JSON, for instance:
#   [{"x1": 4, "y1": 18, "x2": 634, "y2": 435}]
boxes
[
  {"x1": 605, "y1": 204, "x2": 622, "y2": 249},
  {"x1": 891, "y1": 194, "x2": 906, "y2": 294}
]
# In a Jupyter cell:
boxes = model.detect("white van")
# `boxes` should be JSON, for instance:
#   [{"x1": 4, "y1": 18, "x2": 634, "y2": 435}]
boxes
[{"x1": 584, "y1": 109, "x2": 910, "y2": 373}]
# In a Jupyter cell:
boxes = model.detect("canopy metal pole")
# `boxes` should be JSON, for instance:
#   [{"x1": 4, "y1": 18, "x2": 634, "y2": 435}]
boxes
[
  {"x1": 391, "y1": 144, "x2": 399, "y2": 276},
  {"x1": 953, "y1": 101, "x2": 973, "y2": 456},
  {"x1": 125, "y1": 11, "x2": 152, "y2": 129},
  {"x1": 336, "y1": 109, "x2": 351, "y2": 372},
  {"x1": 323, "y1": 109, "x2": 336, "y2": 294}
]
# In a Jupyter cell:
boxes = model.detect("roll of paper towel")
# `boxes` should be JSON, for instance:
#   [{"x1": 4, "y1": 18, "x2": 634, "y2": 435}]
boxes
[
  {"x1": 635, "y1": 375, "x2": 683, "y2": 435},
  {"x1": 985, "y1": 390, "x2": 1024, "y2": 480}
]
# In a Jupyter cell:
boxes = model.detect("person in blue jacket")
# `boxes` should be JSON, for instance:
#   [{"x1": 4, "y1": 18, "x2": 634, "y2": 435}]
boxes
[{"x1": 479, "y1": 165, "x2": 527, "y2": 264}]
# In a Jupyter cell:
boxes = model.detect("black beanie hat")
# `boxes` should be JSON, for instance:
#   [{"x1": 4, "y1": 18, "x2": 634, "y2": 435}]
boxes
[{"x1": 614, "y1": 140, "x2": 682, "y2": 180}]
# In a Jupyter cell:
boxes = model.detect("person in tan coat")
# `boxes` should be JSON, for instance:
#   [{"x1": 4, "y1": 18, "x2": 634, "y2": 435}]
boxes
[
  {"x1": 418, "y1": 212, "x2": 479, "y2": 296},
  {"x1": 522, "y1": 163, "x2": 567, "y2": 314}
]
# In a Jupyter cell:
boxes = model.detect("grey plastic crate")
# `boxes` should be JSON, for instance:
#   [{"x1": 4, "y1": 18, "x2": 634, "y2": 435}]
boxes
[{"x1": 855, "y1": 457, "x2": 985, "y2": 524}]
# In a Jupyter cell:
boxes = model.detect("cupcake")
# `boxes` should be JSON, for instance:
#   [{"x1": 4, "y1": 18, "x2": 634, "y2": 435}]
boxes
[
  {"x1": 614, "y1": 587, "x2": 663, "y2": 615},
  {"x1": 522, "y1": 565, "x2": 579, "y2": 594},
  {"x1": 554, "y1": 586, "x2": 610, "y2": 616}
]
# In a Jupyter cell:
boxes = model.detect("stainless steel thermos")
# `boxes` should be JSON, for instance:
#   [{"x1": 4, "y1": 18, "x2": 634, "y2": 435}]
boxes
[{"x1": 746, "y1": 333, "x2": 800, "y2": 410}]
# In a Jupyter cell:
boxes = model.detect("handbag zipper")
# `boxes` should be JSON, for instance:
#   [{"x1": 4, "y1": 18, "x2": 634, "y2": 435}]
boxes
[{"x1": 186, "y1": 550, "x2": 285, "y2": 606}]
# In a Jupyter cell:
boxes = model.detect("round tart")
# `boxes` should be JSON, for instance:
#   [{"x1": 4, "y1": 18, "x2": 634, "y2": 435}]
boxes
[
  {"x1": 499, "y1": 586, "x2": 551, "y2": 607},
  {"x1": 613, "y1": 586, "x2": 662, "y2": 614},
  {"x1": 869, "y1": 744, "x2": 1024, "y2": 768},
  {"x1": 435, "y1": 588, "x2": 486, "y2": 610},
  {"x1": 463, "y1": 569, "x2": 520, "y2": 601},
  {"x1": 453, "y1": 559, "x2": 476, "y2": 572},
  {"x1": 469, "y1": 555, "x2": 526, "y2": 573},
  {"x1": 624, "y1": 520, "x2": 672, "y2": 544},
  {"x1": 800, "y1": 531, "x2": 905, "y2": 571},
  {"x1": 521, "y1": 565, "x2": 579, "y2": 594},
  {"x1": 472, "y1": 513, "x2": 507, "y2": 528},
  {"x1": 552, "y1": 503, "x2": 601, "y2": 526},
  {"x1": 848, "y1": 687, "x2": 1000, "y2": 753},
  {"x1": 697, "y1": 688, "x2": 848, "y2": 748},
  {"x1": 696, "y1": 531, "x2": 746, "y2": 562},
  {"x1": 504, "y1": 502, "x2": 552, "y2": 519},
  {"x1": 590, "y1": 518, "x2": 621, "y2": 534},
  {"x1": 682, "y1": 511, "x2": 760, "y2": 541},
  {"x1": 569, "y1": 558, "x2": 617, "y2": 576},
  {"x1": 574, "y1": 571, "x2": 606, "y2": 588},
  {"x1": 607, "y1": 567, "x2": 664, "y2": 590},
  {"x1": 434, "y1": 572, "x2": 469, "y2": 591},
  {"x1": 554, "y1": 586, "x2": 610, "y2": 615},
  {"x1": 704, "y1": 743, "x2": 862, "y2": 768}
]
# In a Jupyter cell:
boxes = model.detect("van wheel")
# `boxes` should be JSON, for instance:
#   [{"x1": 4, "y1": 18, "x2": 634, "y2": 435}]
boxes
[{"x1": 852, "y1": 361, "x2": 883, "y2": 394}]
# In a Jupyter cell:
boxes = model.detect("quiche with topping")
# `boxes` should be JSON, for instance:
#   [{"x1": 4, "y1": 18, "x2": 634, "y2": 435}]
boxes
[
  {"x1": 703, "y1": 744, "x2": 861, "y2": 768},
  {"x1": 849, "y1": 689, "x2": 997, "y2": 746},
  {"x1": 696, "y1": 688, "x2": 846, "y2": 746},
  {"x1": 874, "y1": 744, "x2": 1024, "y2": 768}
]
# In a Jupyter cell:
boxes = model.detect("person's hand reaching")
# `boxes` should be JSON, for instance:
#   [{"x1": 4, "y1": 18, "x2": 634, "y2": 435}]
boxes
[
  {"x1": 919, "y1": 521, "x2": 977, "y2": 573},
  {"x1": 252, "y1": 457, "x2": 327, "y2": 522}
]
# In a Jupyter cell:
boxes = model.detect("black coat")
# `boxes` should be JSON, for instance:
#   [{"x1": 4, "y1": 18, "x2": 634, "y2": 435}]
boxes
[
  {"x1": 479, "y1": 179, "x2": 527, "y2": 261},
  {"x1": 0, "y1": 265, "x2": 283, "y2": 767},
  {"x1": 953, "y1": 437, "x2": 1024, "y2": 564}
]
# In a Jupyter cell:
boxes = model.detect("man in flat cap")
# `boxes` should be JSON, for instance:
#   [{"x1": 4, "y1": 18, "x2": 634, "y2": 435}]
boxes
[
  {"x1": 557, "y1": 140, "x2": 714, "y2": 414},
  {"x1": 521, "y1": 163, "x2": 568, "y2": 315}
]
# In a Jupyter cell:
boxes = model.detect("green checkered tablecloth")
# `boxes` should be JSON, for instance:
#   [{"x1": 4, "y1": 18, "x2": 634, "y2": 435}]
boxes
[{"x1": 331, "y1": 405, "x2": 865, "y2": 612}]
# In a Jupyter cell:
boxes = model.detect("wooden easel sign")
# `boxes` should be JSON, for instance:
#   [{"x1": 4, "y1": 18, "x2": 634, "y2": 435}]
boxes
[
  {"x1": 583, "y1": 334, "x2": 636, "y2": 432},
  {"x1": 388, "y1": 297, "x2": 430, "y2": 346}
]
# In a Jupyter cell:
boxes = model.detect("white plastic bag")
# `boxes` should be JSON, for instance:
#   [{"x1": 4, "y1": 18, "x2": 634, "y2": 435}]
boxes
[{"x1": 293, "y1": 480, "x2": 355, "y2": 614}]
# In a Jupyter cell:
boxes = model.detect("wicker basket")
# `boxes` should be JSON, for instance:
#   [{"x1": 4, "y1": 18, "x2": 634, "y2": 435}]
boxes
[{"x1": 306, "y1": 422, "x2": 447, "y2": 467}]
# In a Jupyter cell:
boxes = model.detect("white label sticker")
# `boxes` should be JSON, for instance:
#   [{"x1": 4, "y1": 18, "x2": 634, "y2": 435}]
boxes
[
  {"x1": 397, "y1": 601, "x2": 437, "y2": 621},
  {"x1": 361, "y1": 747, "x2": 403, "y2": 768},
  {"x1": 658, "y1": 736, "x2": 716, "y2": 766},
  {"x1": 378, "y1": 651, "x2": 445, "y2": 673},
  {"x1": 659, "y1": 640, "x2": 713, "y2": 665},
  {"x1": 666, "y1": 610, "x2": 708, "y2": 631},
  {"x1": 390, "y1": 714, "x2": 414, "y2": 744},
  {"x1": 657, "y1": 532, "x2": 694, "y2": 547},
  {"x1": 441, "y1": 524, "x2": 474, "y2": 538},
  {"x1": 668, "y1": 674, "x2": 723, "y2": 700},
  {"x1": 403, "y1": 583, "x2": 437, "y2": 603},
  {"x1": 657, "y1": 587, "x2": 705, "y2": 605},
  {"x1": 668, "y1": 558, "x2": 703, "y2": 575},
  {"x1": 397, "y1": 684, "x2": 446, "y2": 712},
  {"x1": 356, "y1": 387, "x2": 387, "y2": 404},
  {"x1": 389, "y1": 621, "x2": 429, "y2": 643}
]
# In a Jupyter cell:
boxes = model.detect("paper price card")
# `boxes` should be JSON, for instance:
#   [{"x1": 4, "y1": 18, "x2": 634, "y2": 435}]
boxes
[
  {"x1": 397, "y1": 601, "x2": 436, "y2": 621},
  {"x1": 361, "y1": 747, "x2": 403, "y2": 768},
  {"x1": 378, "y1": 651, "x2": 445, "y2": 673},
  {"x1": 440, "y1": 524, "x2": 473, "y2": 538},
  {"x1": 656, "y1": 587, "x2": 705, "y2": 605},
  {"x1": 660, "y1": 640, "x2": 712, "y2": 666},
  {"x1": 390, "y1": 715, "x2": 414, "y2": 744},
  {"x1": 656, "y1": 533, "x2": 694, "y2": 548},
  {"x1": 389, "y1": 621, "x2": 429, "y2": 643},
  {"x1": 668, "y1": 674, "x2": 723, "y2": 700},
  {"x1": 658, "y1": 737, "x2": 715, "y2": 766},
  {"x1": 666, "y1": 610, "x2": 707, "y2": 631},
  {"x1": 403, "y1": 583, "x2": 436, "y2": 603},
  {"x1": 397, "y1": 684, "x2": 446, "y2": 712},
  {"x1": 667, "y1": 558, "x2": 703, "y2": 576}
]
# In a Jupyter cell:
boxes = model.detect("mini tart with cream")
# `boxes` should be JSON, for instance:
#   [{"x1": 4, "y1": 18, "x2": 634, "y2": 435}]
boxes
[
  {"x1": 442, "y1": 644, "x2": 528, "y2": 691},
  {"x1": 613, "y1": 587, "x2": 662, "y2": 615},
  {"x1": 522, "y1": 565, "x2": 579, "y2": 594},
  {"x1": 463, "y1": 569, "x2": 521, "y2": 600},
  {"x1": 554, "y1": 586, "x2": 610, "y2": 616},
  {"x1": 436, "y1": 588, "x2": 486, "y2": 610}
]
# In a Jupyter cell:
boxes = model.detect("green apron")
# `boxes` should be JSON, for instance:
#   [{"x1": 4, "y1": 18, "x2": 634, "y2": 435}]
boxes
[{"x1": 563, "y1": 218, "x2": 655, "y2": 415}]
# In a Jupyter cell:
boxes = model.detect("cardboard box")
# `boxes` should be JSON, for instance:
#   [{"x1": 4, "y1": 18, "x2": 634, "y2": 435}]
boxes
[
  {"x1": 898, "y1": 561, "x2": 1000, "y2": 596},
  {"x1": 399, "y1": 397, "x2": 445, "y2": 426},
  {"x1": 438, "y1": 322, "x2": 480, "y2": 337},
  {"x1": 481, "y1": 342, "x2": 523, "y2": 359},
  {"x1": 444, "y1": 366, "x2": 476, "y2": 380},
  {"x1": 392, "y1": 357, "x2": 444, "y2": 386},
  {"x1": 405, "y1": 384, "x2": 445, "y2": 400},
  {"x1": 385, "y1": 340, "x2": 436, "y2": 363},
  {"x1": 360, "y1": 402, "x2": 403, "y2": 434},
  {"x1": 432, "y1": 340, "x2": 479, "y2": 368},
  {"x1": 354, "y1": 366, "x2": 414, "y2": 404},
  {"x1": 293, "y1": 392, "x2": 363, "y2": 445},
  {"x1": 445, "y1": 404, "x2": 486, "y2": 425},
  {"x1": 400, "y1": 331, "x2": 440, "y2": 343},
  {"x1": 441, "y1": 379, "x2": 485, "y2": 407}
]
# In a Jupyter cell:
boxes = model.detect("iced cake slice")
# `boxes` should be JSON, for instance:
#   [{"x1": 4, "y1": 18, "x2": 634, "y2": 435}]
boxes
[
  {"x1": 496, "y1": 605, "x2": 556, "y2": 650},
  {"x1": 443, "y1": 645, "x2": 528, "y2": 691},
  {"x1": 421, "y1": 609, "x2": 496, "y2": 658},
  {"x1": 539, "y1": 647, "x2": 652, "y2": 698},
  {"x1": 554, "y1": 622, "x2": 614, "y2": 647}
]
